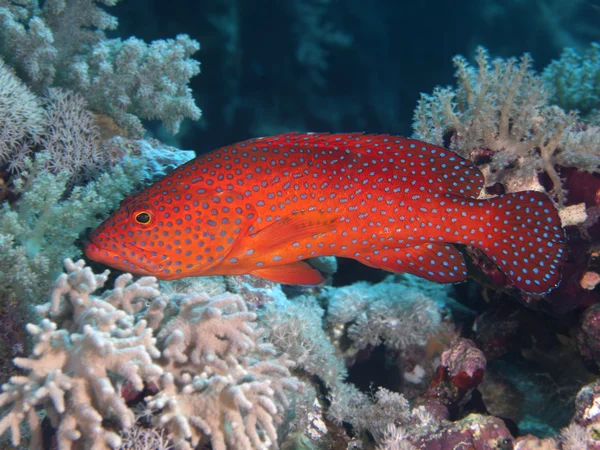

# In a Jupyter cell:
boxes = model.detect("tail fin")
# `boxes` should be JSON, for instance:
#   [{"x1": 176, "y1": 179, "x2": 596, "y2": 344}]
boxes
[{"x1": 483, "y1": 191, "x2": 566, "y2": 294}]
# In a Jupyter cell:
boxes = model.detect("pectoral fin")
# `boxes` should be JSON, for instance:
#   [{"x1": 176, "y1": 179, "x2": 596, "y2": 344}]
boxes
[
  {"x1": 251, "y1": 261, "x2": 324, "y2": 285},
  {"x1": 248, "y1": 211, "x2": 338, "y2": 252}
]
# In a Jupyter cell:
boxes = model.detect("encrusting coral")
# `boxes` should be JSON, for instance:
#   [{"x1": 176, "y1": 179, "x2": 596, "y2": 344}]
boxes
[{"x1": 0, "y1": 259, "x2": 302, "y2": 450}]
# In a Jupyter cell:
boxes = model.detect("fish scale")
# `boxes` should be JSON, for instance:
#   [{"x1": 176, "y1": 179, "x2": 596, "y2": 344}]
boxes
[{"x1": 86, "y1": 133, "x2": 566, "y2": 294}]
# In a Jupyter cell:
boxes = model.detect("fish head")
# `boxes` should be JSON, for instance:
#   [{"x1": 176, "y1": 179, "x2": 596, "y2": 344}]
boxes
[
  {"x1": 85, "y1": 195, "x2": 172, "y2": 277},
  {"x1": 85, "y1": 185, "x2": 252, "y2": 279}
]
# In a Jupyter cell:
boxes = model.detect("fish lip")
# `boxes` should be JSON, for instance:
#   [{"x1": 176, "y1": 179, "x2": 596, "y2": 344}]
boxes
[
  {"x1": 84, "y1": 241, "x2": 102, "y2": 260},
  {"x1": 85, "y1": 239, "x2": 171, "y2": 275}
]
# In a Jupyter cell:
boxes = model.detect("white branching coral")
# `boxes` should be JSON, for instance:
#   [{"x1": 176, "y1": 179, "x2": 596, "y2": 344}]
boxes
[
  {"x1": 0, "y1": 259, "x2": 163, "y2": 450},
  {"x1": 149, "y1": 292, "x2": 303, "y2": 450},
  {"x1": 0, "y1": 259, "x2": 302, "y2": 450}
]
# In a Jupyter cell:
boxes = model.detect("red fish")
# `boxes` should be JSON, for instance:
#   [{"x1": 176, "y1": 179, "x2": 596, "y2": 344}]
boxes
[{"x1": 85, "y1": 133, "x2": 566, "y2": 293}]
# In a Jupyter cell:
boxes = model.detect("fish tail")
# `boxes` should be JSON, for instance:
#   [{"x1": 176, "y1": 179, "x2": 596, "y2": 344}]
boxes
[{"x1": 481, "y1": 191, "x2": 566, "y2": 294}]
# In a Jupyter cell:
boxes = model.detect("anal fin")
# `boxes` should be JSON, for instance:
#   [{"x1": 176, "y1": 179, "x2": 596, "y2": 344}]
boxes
[
  {"x1": 357, "y1": 242, "x2": 467, "y2": 284},
  {"x1": 251, "y1": 261, "x2": 324, "y2": 285}
]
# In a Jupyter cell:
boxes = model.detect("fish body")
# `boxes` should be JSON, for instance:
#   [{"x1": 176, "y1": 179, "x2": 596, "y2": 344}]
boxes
[{"x1": 85, "y1": 133, "x2": 566, "y2": 293}]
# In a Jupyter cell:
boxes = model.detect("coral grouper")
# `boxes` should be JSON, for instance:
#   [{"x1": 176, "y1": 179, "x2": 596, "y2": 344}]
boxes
[{"x1": 86, "y1": 133, "x2": 566, "y2": 293}]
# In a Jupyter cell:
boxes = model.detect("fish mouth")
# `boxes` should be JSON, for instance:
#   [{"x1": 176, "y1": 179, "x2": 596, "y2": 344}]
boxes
[{"x1": 85, "y1": 239, "x2": 171, "y2": 277}]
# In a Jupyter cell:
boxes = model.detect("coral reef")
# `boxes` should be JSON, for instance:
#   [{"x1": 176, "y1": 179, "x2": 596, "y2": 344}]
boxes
[
  {"x1": 0, "y1": 1, "x2": 200, "y2": 329},
  {"x1": 412, "y1": 46, "x2": 600, "y2": 207},
  {"x1": 0, "y1": 259, "x2": 164, "y2": 449},
  {"x1": 327, "y1": 278, "x2": 444, "y2": 356},
  {"x1": 325, "y1": 275, "x2": 457, "y2": 396},
  {"x1": 66, "y1": 35, "x2": 201, "y2": 136},
  {"x1": 419, "y1": 338, "x2": 486, "y2": 419},
  {"x1": 38, "y1": 88, "x2": 105, "y2": 182},
  {"x1": 0, "y1": 259, "x2": 302, "y2": 450},
  {"x1": 0, "y1": 0, "x2": 201, "y2": 136},
  {"x1": 0, "y1": 58, "x2": 45, "y2": 172},
  {"x1": 261, "y1": 294, "x2": 347, "y2": 391},
  {"x1": 1, "y1": 0, "x2": 600, "y2": 447},
  {"x1": 411, "y1": 46, "x2": 600, "y2": 315},
  {"x1": 149, "y1": 291, "x2": 303, "y2": 450},
  {"x1": 0, "y1": 154, "x2": 144, "y2": 303},
  {"x1": 543, "y1": 42, "x2": 600, "y2": 118}
]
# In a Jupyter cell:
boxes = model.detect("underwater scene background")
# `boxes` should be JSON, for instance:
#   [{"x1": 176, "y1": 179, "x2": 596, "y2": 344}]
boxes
[{"x1": 1, "y1": 0, "x2": 600, "y2": 448}]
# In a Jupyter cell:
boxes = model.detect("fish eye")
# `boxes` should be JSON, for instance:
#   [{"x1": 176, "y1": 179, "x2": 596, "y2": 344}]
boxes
[{"x1": 135, "y1": 211, "x2": 152, "y2": 224}]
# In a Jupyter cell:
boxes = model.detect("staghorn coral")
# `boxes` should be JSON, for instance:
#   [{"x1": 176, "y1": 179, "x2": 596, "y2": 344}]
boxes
[
  {"x1": 412, "y1": 46, "x2": 600, "y2": 206},
  {"x1": 0, "y1": 259, "x2": 303, "y2": 450}
]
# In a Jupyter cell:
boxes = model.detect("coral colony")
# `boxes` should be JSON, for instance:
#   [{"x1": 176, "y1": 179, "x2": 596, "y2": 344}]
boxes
[{"x1": 2, "y1": 0, "x2": 600, "y2": 449}]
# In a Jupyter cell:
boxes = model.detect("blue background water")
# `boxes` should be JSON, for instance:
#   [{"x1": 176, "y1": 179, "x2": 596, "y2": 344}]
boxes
[{"x1": 111, "y1": 0, "x2": 600, "y2": 150}]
